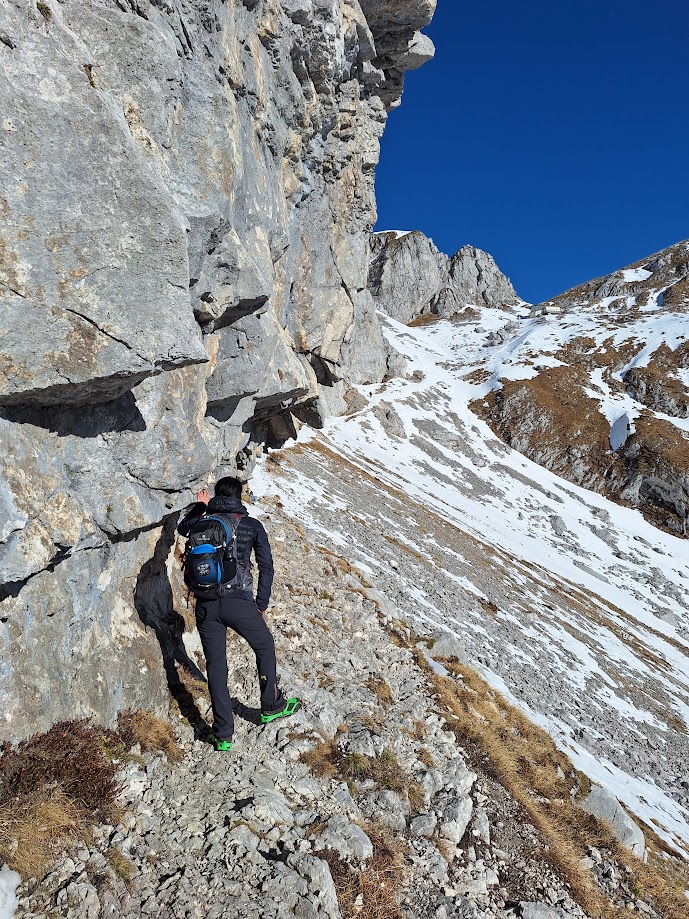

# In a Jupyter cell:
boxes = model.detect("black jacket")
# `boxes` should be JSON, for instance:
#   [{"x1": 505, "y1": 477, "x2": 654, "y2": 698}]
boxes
[{"x1": 177, "y1": 496, "x2": 274, "y2": 610}]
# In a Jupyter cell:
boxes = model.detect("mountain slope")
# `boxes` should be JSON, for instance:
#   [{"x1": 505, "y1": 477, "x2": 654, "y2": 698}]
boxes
[
  {"x1": 254, "y1": 314, "x2": 689, "y2": 857},
  {"x1": 471, "y1": 240, "x2": 689, "y2": 534}
]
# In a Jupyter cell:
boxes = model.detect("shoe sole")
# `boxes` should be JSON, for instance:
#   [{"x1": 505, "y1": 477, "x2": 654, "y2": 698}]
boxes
[{"x1": 260, "y1": 698, "x2": 301, "y2": 724}]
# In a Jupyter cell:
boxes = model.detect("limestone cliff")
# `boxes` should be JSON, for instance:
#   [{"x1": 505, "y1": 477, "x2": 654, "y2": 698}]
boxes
[
  {"x1": 369, "y1": 230, "x2": 518, "y2": 323},
  {"x1": 0, "y1": 0, "x2": 435, "y2": 740}
]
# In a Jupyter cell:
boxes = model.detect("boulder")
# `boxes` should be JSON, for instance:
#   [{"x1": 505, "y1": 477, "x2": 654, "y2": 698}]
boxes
[{"x1": 579, "y1": 786, "x2": 646, "y2": 857}]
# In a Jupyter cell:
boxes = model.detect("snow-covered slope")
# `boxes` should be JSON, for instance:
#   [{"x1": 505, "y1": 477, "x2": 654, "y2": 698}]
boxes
[
  {"x1": 255, "y1": 314, "x2": 689, "y2": 857},
  {"x1": 470, "y1": 240, "x2": 689, "y2": 534}
]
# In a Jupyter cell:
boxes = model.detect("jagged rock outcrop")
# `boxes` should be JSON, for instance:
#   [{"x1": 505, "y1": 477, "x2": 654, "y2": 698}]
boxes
[
  {"x1": 475, "y1": 240, "x2": 689, "y2": 535},
  {"x1": 368, "y1": 230, "x2": 518, "y2": 323},
  {"x1": 0, "y1": 0, "x2": 436, "y2": 741}
]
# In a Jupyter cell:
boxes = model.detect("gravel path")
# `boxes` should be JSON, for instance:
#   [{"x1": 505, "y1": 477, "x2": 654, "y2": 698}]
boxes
[{"x1": 16, "y1": 507, "x2": 627, "y2": 919}]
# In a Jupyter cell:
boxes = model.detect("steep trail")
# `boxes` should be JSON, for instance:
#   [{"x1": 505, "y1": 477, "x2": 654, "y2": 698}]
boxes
[
  {"x1": 254, "y1": 316, "x2": 689, "y2": 856},
  {"x1": 14, "y1": 508, "x2": 599, "y2": 919}
]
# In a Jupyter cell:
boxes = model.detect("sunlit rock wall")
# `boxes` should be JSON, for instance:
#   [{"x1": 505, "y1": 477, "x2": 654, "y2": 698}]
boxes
[{"x1": 0, "y1": 0, "x2": 435, "y2": 740}]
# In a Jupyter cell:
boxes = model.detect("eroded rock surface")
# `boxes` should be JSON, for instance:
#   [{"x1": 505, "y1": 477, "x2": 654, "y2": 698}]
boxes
[{"x1": 0, "y1": 0, "x2": 435, "y2": 741}]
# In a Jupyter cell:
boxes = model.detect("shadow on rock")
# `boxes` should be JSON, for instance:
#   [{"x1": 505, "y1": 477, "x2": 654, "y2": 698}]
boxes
[
  {"x1": 232, "y1": 700, "x2": 262, "y2": 726},
  {"x1": 133, "y1": 515, "x2": 208, "y2": 737},
  {"x1": 0, "y1": 389, "x2": 147, "y2": 438}
]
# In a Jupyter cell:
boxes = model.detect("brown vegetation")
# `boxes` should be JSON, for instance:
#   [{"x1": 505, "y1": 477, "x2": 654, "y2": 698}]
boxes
[
  {"x1": 117, "y1": 710, "x2": 183, "y2": 763},
  {"x1": 105, "y1": 846, "x2": 134, "y2": 883},
  {"x1": 408, "y1": 312, "x2": 440, "y2": 328},
  {"x1": 624, "y1": 343, "x2": 689, "y2": 418},
  {"x1": 632, "y1": 414, "x2": 689, "y2": 474},
  {"x1": 662, "y1": 275, "x2": 689, "y2": 311},
  {"x1": 473, "y1": 337, "x2": 689, "y2": 532},
  {"x1": 301, "y1": 741, "x2": 420, "y2": 808},
  {"x1": 315, "y1": 821, "x2": 408, "y2": 919},
  {"x1": 0, "y1": 720, "x2": 122, "y2": 877},
  {"x1": 365, "y1": 675, "x2": 393, "y2": 705},
  {"x1": 406, "y1": 642, "x2": 689, "y2": 919},
  {"x1": 0, "y1": 712, "x2": 183, "y2": 878}
]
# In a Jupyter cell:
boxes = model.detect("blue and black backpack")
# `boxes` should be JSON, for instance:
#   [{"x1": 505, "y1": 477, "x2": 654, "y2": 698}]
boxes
[{"x1": 184, "y1": 513, "x2": 241, "y2": 591}]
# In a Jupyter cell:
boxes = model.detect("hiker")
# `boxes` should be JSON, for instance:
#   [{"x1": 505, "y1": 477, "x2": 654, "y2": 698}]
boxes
[{"x1": 178, "y1": 476, "x2": 300, "y2": 751}]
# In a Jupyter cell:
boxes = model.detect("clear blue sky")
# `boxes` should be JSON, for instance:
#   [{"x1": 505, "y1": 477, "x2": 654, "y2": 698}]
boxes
[{"x1": 374, "y1": 0, "x2": 689, "y2": 304}]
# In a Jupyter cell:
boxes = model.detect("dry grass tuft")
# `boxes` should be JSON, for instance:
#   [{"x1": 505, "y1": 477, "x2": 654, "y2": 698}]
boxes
[
  {"x1": 105, "y1": 846, "x2": 134, "y2": 883},
  {"x1": 360, "y1": 713, "x2": 384, "y2": 736},
  {"x1": 0, "y1": 720, "x2": 122, "y2": 877},
  {"x1": 0, "y1": 790, "x2": 81, "y2": 878},
  {"x1": 408, "y1": 312, "x2": 440, "y2": 328},
  {"x1": 117, "y1": 710, "x2": 183, "y2": 763},
  {"x1": 316, "y1": 821, "x2": 408, "y2": 919},
  {"x1": 0, "y1": 711, "x2": 185, "y2": 878},
  {"x1": 175, "y1": 667, "x2": 212, "y2": 706},
  {"x1": 420, "y1": 651, "x2": 689, "y2": 919},
  {"x1": 402, "y1": 718, "x2": 427, "y2": 741},
  {"x1": 314, "y1": 848, "x2": 360, "y2": 916},
  {"x1": 365, "y1": 675, "x2": 393, "y2": 705},
  {"x1": 300, "y1": 737, "x2": 341, "y2": 780},
  {"x1": 417, "y1": 747, "x2": 434, "y2": 769},
  {"x1": 301, "y1": 741, "x2": 419, "y2": 807}
]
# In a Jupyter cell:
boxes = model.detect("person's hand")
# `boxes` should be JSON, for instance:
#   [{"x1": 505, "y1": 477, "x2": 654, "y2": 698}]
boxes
[{"x1": 197, "y1": 487, "x2": 211, "y2": 504}]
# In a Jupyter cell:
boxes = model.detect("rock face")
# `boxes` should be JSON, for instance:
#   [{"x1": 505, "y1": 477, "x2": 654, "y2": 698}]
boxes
[
  {"x1": 368, "y1": 230, "x2": 518, "y2": 323},
  {"x1": 0, "y1": 0, "x2": 436, "y2": 741},
  {"x1": 475, "y1": 240, "x2": 689, "y2": 535}
]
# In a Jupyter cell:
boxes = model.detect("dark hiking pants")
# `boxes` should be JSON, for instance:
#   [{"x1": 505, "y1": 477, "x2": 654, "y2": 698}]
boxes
[{"x1": 196, "y1": 596, "x2": 282, "y2": 740}]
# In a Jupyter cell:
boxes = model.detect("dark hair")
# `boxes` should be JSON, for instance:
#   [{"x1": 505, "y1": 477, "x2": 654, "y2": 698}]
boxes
[{"x1": 215, "y1": 477, "x2": 243, "y2": 500}]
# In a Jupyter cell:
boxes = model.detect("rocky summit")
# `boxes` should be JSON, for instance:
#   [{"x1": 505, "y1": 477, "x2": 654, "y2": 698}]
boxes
[
  {"x1": 0, "y1": 0, "x2": 435, "y2": 738},
  {"x1": 368, "y1": 231, "x2": 519, "y2": 324}
]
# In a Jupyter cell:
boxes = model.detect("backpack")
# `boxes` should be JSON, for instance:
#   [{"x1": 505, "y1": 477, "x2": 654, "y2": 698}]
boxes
[{"x1": 184, "y1": 513, "x2": 241, "y2": 591}]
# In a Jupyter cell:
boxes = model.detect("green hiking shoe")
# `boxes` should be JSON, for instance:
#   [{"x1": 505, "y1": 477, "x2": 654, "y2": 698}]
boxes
[
  {"x1": 209, "y1": 732, "x2": 233, "y2": 752},
  {"x1": 260, "y1": 697, "x2": 301, "y2": 724}
]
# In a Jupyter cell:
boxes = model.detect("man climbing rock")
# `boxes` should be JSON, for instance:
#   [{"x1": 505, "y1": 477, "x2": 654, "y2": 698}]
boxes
[{"x1": 178, "y1": 477, "x2": 300, "y2": 751}]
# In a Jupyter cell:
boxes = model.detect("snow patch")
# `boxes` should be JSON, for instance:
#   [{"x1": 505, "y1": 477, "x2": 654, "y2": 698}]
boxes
[
  {"x1": 373, "y1": 230, "x2": 413, "y2": 240},
  {"x1": 622, "y1": 267, "x2": 653, "y2": 282},
  {"x1": 0, "y1": 865, "x2": 20, "y2": 919}
]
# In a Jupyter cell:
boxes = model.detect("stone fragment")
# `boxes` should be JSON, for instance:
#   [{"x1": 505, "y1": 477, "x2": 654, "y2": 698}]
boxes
[
  {"x1": 579, "y1": 786, "x2": 645, "y2": 857},
  {"x1": 439, "y1": 796, "x2": 473, "y2": 845},
  {"x1": 410, "y1": 812, "x2": 437, "y2": 838},
  {"x1": 400, "y1": 31, "x2": 436, "y2": 70},
  {"x1": 314, "y1": 816, "x2": 373, "y2": 862},
  {"x1": 521, "y1": 904, "x2": 570, "y2": 919}
]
